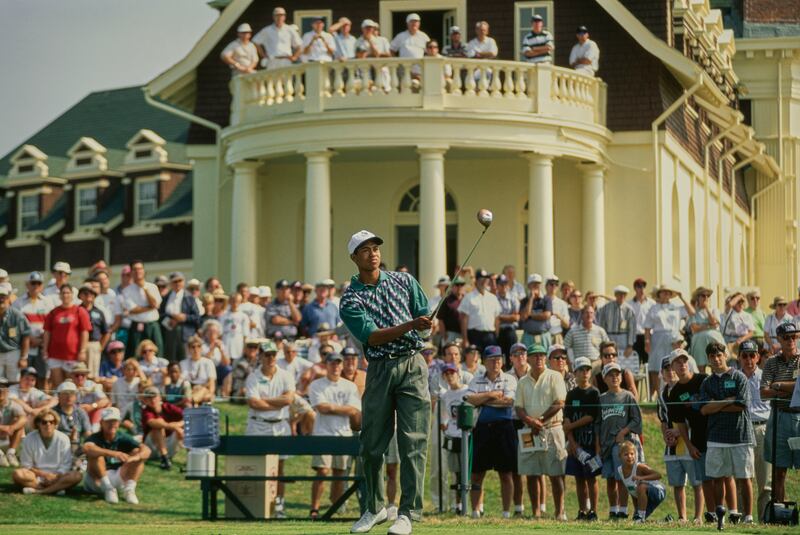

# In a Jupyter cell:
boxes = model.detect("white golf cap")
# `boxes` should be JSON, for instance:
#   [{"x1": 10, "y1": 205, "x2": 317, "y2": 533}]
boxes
[
  {"x1": 52, "y1": 261, "x2": 71, "y2": 274},
  {"x1": 602, "y1": 362, "x2": 622, "y2": 377},
  {"x1": 0, "y1": 283, "x2": 11, "y2": 296},
  {"x1": 259, "y1": 285, "x2": 272, "y2": 297},
  {"x1": 545, "y1": 274, "x2": 559, "y2": 283},
  {"x1": 237, "y1": 23, "x2": 253, "y2": 33},
  {"x1": 273, "y1": 7, "x2": 286, "y2": 15},
  {"x1": 406, "y1": 13, "x2": 421, "y2": 22},
  {"x1": 526, "y1": 273, "x2": 543, "y2": 284},
  {"x1": 449, "y1": 25, "x2": 461, "y2": 34},
  {"x1": 187, "y1": 278, "x2": 201, "y2": 288},
  {"x1": 574, "y1": 357, "x2": 592, "y2": 370},
  {"x1": 436, "y1": 275, "x2": 451, "y2": 286},
  {"x1": 668, "y1": 348, "x2": 690, "y2": 365},
  {"x1": 613, "y1": 285, "x2": 630, "y2": 294},
  {"x1": 101, "y1": 407, "x2": 121, "y2": 421},
  {"x1": 0, "y1": 268, "x2": 7, "y2": 279},
  {"x1": 321, "y1": 278, "x2": 336, "y2": 287},
  {"x1": 57, "y1": 381, "x2": 78, "y2": 394},
  {"x1": 361, "y1": 18, "x2": 378, "y2": 28},
  {"x1": 348, "y1": 230, "x2": 384, "y2": 255},
  {"x1": 248, "y1": 286, "x2": 260, "y2": 295},
  {"x1": 547, "y1": 344, "x2": 566, "y2": 357}
]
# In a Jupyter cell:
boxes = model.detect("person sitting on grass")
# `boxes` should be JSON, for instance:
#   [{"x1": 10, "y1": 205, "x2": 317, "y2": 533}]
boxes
[
  {"x1": 180, "y1": 335, "x2": 217, "y2": 406},
  {"x1": 71, "y1": 362, "x2": 110, "y2": 430},
  {"x1": 141, "y1": 386, "x2": 183, "y2": 471},
  {"x1": 9, "y1": 367, "x2": 57, "y2": 423},
  {"x1": 53, "y1": 380, "x2": 92, "y2": 450},
  {"x1": 12, "y1": 409, "x2": 82, "y2": 495},
  {"x1": 617, "y1": 440, "x2": 665, "y2": 523},
  {"x1": 82, "y1": 407, "x2": 151, "y2": 504},
  {"x1": 111, "y1": 358, "x2": 145, "y2": 422},
  {"x1": 0, "y1": 378, "x2": 27, "y2": 467},
  {"x1": 164, "y1": 363, "x2": 192, "y2": 408}
]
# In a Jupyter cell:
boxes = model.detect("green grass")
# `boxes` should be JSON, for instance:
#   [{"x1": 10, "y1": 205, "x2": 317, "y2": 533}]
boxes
[{"x1": 0, "y1": 403, "x2": 797, "y2": 534}]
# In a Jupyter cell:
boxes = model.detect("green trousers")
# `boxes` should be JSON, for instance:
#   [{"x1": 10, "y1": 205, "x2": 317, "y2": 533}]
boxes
[
  {"x1": 360, "y1": 352, "x2": 431, "y2": 518},
  {"x1": 126, "y1": 321, "x2": 164, "y2": 358}
]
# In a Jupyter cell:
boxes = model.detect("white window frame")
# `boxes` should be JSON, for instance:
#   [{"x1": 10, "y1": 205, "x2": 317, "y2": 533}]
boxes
[
  {"x1": 514, "y1": 1, "x2": 554, "y2": 62},
  {"x1": 135, "y1": 178, "x2": 159, "y2": 223},
  {"x1": 378, "y1": 0, "x2": 467, "y2": 42},
  {"x1": 18, "y1": 191, "x2": 40, "y2": 232},
  {"x1": 293, "y1": 9, "x2": 334, "y2": 36},
  {"x1": 75, "y1": 184, "x2": 98, "y2": 228}
]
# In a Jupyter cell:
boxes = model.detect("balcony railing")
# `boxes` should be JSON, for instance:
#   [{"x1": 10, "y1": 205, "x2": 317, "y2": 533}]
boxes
[{"x1": 230, "y1": 57, "x2": 606, "y2": 128}]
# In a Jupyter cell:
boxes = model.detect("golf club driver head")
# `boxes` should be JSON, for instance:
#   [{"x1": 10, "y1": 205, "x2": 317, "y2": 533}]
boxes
[{"x1": 477, "y1": 208, "x2": 493, "y2": 228}]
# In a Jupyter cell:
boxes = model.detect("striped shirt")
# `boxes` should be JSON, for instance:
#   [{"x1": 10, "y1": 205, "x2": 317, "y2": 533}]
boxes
[
  {"x1": 340, "y1": 271, "x2": 429, "y2": 360},
  {"x1": 700, "y1": 368, "x2": 754, "y2": 445},
  {"x1": 760, "y1": 353, "x2": 800, "y2": 409},
  {"x1": 564, "y1": 323, "x2": 609, "y2": 361},
  {"x1": 596, "y1": 301, "x2": 637, "y2": 348},
  {"x1": 521, "y1": 30, "x2": 553, "y2": 63}
]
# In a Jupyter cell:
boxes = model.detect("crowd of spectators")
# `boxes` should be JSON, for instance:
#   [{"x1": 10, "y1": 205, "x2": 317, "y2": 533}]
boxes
[{"x1": 1, "y1": 258, "x2": 799, "y2": 526}]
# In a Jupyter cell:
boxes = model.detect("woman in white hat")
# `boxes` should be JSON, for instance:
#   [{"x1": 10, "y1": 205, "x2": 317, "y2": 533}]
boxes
[
  {"x1": 685, "y1": 287, "x2": 724, "y2": 371},
  {"x1": 764, "y1": 296, "x2": 794, "y2": 354}
]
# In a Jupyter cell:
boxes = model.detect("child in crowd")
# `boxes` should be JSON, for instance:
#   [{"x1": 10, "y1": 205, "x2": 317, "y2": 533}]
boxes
[
  {"x1": 617, "y1": 440, "x2": 665, "y2": 523},
  {"x1": 598, "y1": 362, "x2": 643, "y2": 520},
  {"x1": 163, "y1": 363, "x2": 192, "y2": 408},
  {"x1": 564, "y1": 356, "x2": 601, "y2": 521},
  {"x1": 439, "y1": 363, "x2": 469, "y2": 514}
]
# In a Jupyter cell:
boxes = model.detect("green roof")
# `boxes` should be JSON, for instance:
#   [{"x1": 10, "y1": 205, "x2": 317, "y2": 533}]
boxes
[{"x1": 0, "y1": 86, "x2": 191, "y2": 183}]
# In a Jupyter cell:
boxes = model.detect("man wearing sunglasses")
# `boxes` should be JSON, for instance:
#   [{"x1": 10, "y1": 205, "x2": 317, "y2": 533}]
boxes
[
  {"x1": 12, "y1": 408, "x2": 81, "y2": 495},
  {"x1": 759, "y1": 322, "x2": 800, "y2": 503}
]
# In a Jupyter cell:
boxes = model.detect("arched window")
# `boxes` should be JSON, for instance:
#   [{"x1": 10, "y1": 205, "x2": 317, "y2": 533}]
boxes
[
  {"x1": 671, "y1": 184, "x2": 680, "y2": 277},
  {"x1": 398, "y1": 184, "x2": 457, "y2": 213},
  {"x1": 395, "y1": 184, "x2": 457, "y2": 277},
  {"x1": 688, "y1": 197, "x2": 696, "y2": 290}
]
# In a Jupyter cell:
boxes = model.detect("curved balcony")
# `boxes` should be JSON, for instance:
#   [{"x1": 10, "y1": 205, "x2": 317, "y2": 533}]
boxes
[{"x1": 224, "y1": 57, "x2": 608, "y2": 163}]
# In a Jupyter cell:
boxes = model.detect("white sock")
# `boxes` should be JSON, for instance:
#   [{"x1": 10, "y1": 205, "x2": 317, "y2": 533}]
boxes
[
  {"x1": 100, "y1": 476, "x2": 113, "y2": 490},
  {"x1": 638, "y1": 510, "x2": 646, "y2": 518},
  {"x1": 585, "y1": 498, "x2": 591, "y2": 510},
  {"x1": 502, "y1": 511, "x2": 510, "y2": 518},
  {"x1": 744, "y1": 515, "x2": 753, "y2": 521},
  {"x1": 515, "y1": 505, "x2": 524, "y2": 513},
  {"x1": 729, "y1": 509, "x2": 738, "y2": 515},
  {"x1": 123, "y1": 479, "x2": 136, "y2": 491},
  {"x1": 540, "y1": 503, "x2": 546, "y2": 513},
  {"x1": 610, "y1": 506, "x2": 619, "y2": 514},
  {"x1": 478, "y1": 505, "x2": 484, "y2": 513},
  {"x1": 620, "y1": 506, "x2": 628, "y2": 514}
]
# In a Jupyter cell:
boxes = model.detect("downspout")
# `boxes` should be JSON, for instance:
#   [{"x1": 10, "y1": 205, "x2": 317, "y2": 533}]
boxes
[
  {"x1": 749, "y1": 170, "x2": 783, "y2": 286},
  {"x1": 729, "y1": 152, "x2": 759, "y2": 286},
  {"x1": 717, "y1": 136, "x2": 751, "y2": 293},
  {"x1": 42, "y1": 239, "x2": 51, "y2": 275},
  {"x1": 651, "y1": 74, "x2": 704, "y2": 284},
  {"x1": 98, "y1": 233, "x2": 111, "y2": 265}
]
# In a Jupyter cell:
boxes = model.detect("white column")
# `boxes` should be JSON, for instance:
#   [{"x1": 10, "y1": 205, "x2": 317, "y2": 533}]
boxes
[
  {"x1": 579, "y1": 163, "x2": 606, "y2": 293},
  {"x1": 525, "y1": 153, "x2": 555, "y2": 277},
  {"x1": 230, "y1": 161, "x2": 260, "y2": 286},
  {"x1": 304, "y1": 150, "x2": 333, "y2": 283},
  {"x1": 417, "y1": 146, "x2": 448, "y2": 291}
]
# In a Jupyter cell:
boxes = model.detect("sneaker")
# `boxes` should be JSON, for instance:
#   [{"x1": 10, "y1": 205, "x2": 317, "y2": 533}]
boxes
[
  {"x1": 350, "y1": 507, "x2": 387, "y2": 534},
  {"x1": 663, "y1": 514, "x2": 675, "y2": 522},
  {"x1": 388, "y1": 514, "x2": 412, "y2": 535},
  {"x1": 716, "y1": 506, "x2": 726, "y2": 531},
  {"x1": 557, "y1": 513, "x2": 568, "y2": 521},
  {"x1": 728, "y1": 512, "x2": 741, "y2": 525},
  {"x1": 704, "y1": 511, "x2": 717, "y2": 524},
  {"x1": 123, "y1": 487, "x2": 139, "y2": 505},
  {"x1": 586, "y1": 511, "x2": 598, "y2": 522},
  {"x1": 633, "y1": 514, "x2": 645, "y2": 524},
  {"x1": 159, "y1": 455, "x2": 172, "y2": 470},
  {"x1": 472, "y1": 510, "x2": 481, "y2": 519},
  {"x1": 742, "y1": 515, "x2": 754, "y2": 524},
  {"x1": 513, "y1": 510, "x2": 524, "y2": 518},
  {"x1": 5, "y1": 451, "x2": 19, "y2": 467},
  {"x1": 576, "y1": 511, "x2": 587, "y2": 521},
  {"x1": 274, "y1": 499, "x2": 286, "y2": 519},
  {"x1": 615, "y1": 511, "x2": 628, "y2": 520},
  {"x1": 22, "y1": 487, "x2": 37, "y2": 495},
  {"x1": 387, "y1": 505, "x2": 398, "y2": 521},
  {"x1": 104, "y1": 487, "x2": 119, "y2": 504},
  {"x1": 0, "y1": 450, "x2": 8, "y2": 467}
]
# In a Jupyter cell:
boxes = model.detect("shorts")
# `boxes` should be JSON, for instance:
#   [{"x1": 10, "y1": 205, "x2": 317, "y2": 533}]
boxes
[
  {"x1": 666, "y1": 458, "x2": 701, "y2": 487},
  {"x1": 246, "y1": 418, "x2": 291, "y2": 460},
  {"x1": 0, "y1": 349, "x2": 22, "y2": 382},
  {"x1": 472, "y1": 420, "x2": 517, "y2": 474},
  {"x1": 48, "y1": 358, "x2": 80, "y2": 372},
  {"x1": 518, "y1": 426, "x2": 567, "y2": 476},
  {"x1": 384, "y1": 431, "x2": 399, "y2": 464},
  {"x1": 289, "y1": 396, "x2": 313, "y2": 420},
  {"x1": 706, "y1": 445, "x2": 754, "y2": 479},
  {"x1": 565, "y1": 454, "x2": 601, "y2": 479},
  {"x1": 694, "y1": 452, "x2": 710, "y2": 481},
  {"x1": 642, "y1": 484, "x2": 666, "y2": 518},
  {"x1": 28, "y1": 351, "x2": 48, "y2": 379},
  {"x1": 312, "y1": 454, "x2": 350, "y2": 471},
  {"x1": 83, "y1": 467, "x2": 123, "y2": 493},
  {"x1": 144, "y1": 431, "x2": 180, "y2": 459},
  {"x1": 764, "y1": 411, "x2": 800, "y2": 469}
]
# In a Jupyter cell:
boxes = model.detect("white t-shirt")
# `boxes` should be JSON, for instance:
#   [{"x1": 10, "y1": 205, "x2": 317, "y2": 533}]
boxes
[
  {"x1": 334, "y1": 33, "x2": 357, "y2": 59},
  {"x1": 140, "y1": 356, "x2": 169, "y2": 388},
  {"x1": 277, "y1": 356, "x2": 314, "y2": 384},
  {"x1": 569, "y1": 39, "x2": 600, "y2": 76},
  {"x1": 239, "y1": 301, "x2": 265, "y2": 337},
  {"x1": 301, "y1": 30, "x2": 336, "y2": 62},
  {"x1": 390, "y1": 30, "x2": 430, "y2": 58},
  {"x1": 253, "y1": 23, "x2": 302, "y2": 58},
  {"x1": 111, "y1": 377, "x2": 140, "y2": 419},
  {"x1": 356, "y1": 35, "x2": 391, "y2": 57},
  {"x1": 8, "y1": 385, "x2": 50, "y2": 407},
  {"x1": 20, "y1": 430, "x2": 72, "y2": 474},
  {"x1": 549, "y1": 296, "x2": 569, "y2": 335},
  {"x1": 629, "y1": 297, "x2": 656, "y2": 335},
  {"x1": 221, "y1": 38, "x2": 259, "y2": 72},
  {"x1": 180, "y1": 357, "x2": 217, "y2": 386},
  {"x1": 121, "y1": 282, "x2": 162, "y2": 323},
  {"x1": 466, "y1": 37, "x2": 498, "y2": 58},
  {"x1": 440, "y1": 386, "x2": 469, "y2": 438},
  {"x1": 13, "y1": 294, "x2": 54, "y2": 350},
  {"x1": 221, "y1": 310, "x2": 250, "y2": 359},
  {"x1": 245, "y1": 367, "x2": 296, "y2": 421},
  {"x1": 721, "y1": 310, "x2": 756, "y2": 339},
  {"x1": 643, "y1": 302, "x2": 687, "y2": 333},
  {"x1": 96, "y1": 290, "x2": 117, "y2": 326},
  {"x1": 458, "y1": 289, "x2": 501, "y2": 331},
  {"x1": 309, "y1": 376, "x2": 361, "y2": 436}
]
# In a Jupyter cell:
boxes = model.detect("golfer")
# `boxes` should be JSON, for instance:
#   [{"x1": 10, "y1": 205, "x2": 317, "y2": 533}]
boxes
[{"x1": 340, "y1": 230, "x2": 432, "y2": 535}]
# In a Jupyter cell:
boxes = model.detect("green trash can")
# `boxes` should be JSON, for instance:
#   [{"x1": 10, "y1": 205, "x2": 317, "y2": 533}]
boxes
[{"x1": 457, "y1": 402, "x2": 476, "y2": 430}]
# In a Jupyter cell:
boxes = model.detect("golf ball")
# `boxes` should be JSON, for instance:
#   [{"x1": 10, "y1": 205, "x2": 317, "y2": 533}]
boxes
[{"x1": 477, "y1": 209, "x2": 493, "y2": 226}]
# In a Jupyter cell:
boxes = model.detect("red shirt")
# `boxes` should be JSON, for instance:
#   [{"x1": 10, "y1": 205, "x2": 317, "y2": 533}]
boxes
[
  {"x1": 142, "y1": 402, "x2": 184, "y2": 438},
  {"x1": 44, "y1": 305, "x2": 91, "y2": 361}
]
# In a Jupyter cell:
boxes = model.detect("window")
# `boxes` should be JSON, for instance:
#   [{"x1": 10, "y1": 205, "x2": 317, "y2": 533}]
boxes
[
  {"x1": 293, "y1": 10, "x2": 333, "y2": 35},
  {"x1": 19, "y1": 192, "x2": 40, "y2": 231},
  {"x1": 135, "y1": 149, "x2": 152, "y2": 159},
  {"x1": 77, "y1": 187, "x2": 98, "y2": 226},
  {"x1": 398, "y1": 184, "x2": 456, "y2": 212},
  {"x1": 514, "y1": 1, "x2": 554, "y2": 61},
  {"x1": 136, "y1": 180, "x2": 159, "y2": 221}
]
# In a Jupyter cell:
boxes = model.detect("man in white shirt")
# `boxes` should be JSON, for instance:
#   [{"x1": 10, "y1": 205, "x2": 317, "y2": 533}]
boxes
[
  {"x1": 13, "y1": 271, "x2": 53, "y2": 388},
  {"x1": 330, "y1": 17, "x2": 357, "y2": 60},
  {"x1": 245, "y1": 340, "x2": 295, "y2": 517},
  {"x1": 301, "y1": 17, "x2": 336, "y2": 63},
  {"x1": 220, "y1": 23, "x2": 259, "y2": 76},
  {"x1": 466, "y1": 21, "x2": 498, "y2": 59},
  {"x1": 356, "y1": 19, "x2": 392, "y2": 92},
  {"x1": 458, "y1": 269, "x2": 501, "y2": 353},
  {"x1": 11, "y1": 409, "x2": 81, "y2": 495},
  {"x1": 240, "y1": 286, "x2": 266, "y2": 337},
  {"x1": 253, "y1": 6, "x2": 301, "y2": 69},
  {"x1": 545, "y1": 275, "x2": 570, "y2": 345},
  {"x1": 277, "y1": 341, "x2": 315, "y2": 436},
  {"x1": 569, "y1": 26, "x2": 600, "y2": 76},
  {"x1": 121, "y1": 261, "x2": 163, "y2": 358},
  {"x1": 308, "y1": 352, "x2": 361, "y2": 518},
  {"x1": 629, "y1": 278, "x2": 655, "y2": 369},
  {"x1": 390, "y1": 13, "x2": 430, "y2": 58},
  {"x1": 42, "y1": 261, "x2": 79, "y2": 307}
]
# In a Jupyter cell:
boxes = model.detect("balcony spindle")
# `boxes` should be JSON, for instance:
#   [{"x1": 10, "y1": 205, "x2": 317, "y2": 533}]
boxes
[
  {"x1": 285, "y1": 73, "x2": 295, "y2": 102},
  {"x1": 363, "y1": 65, "x2": 374, "y2": 95},
  {"x1": 464, "y1": 66, "x2": 477, "y2": 96},
  {"x1": 452, "y1": 64, "x2": 463, "y2": 95},
  {"x1": 490, "y1": 68, "x2": 502, "y2": 97},
  {"x1": 516, "y1": 67, "x2": 527, "y2": 99},
  {"x1": 502, "y1": 68, "x2": 514, "y2": 98},
  {"x1": 333, "y1": 66, "x2": 345, "y2": 96},
  {"x1": 266, "y1": 78, "x2": 276, "y2": 106},
  {"x1": 477, "y1": 68, "x2": 489, "y2": 97},
  {"x1": 400, "y1": 64, "x2": 411, "y2": 93},
  {"x1": 275, "y1": 75, "x2": 285, "y2": 104},
  {"x1": 296, "y1": 73, "x2": 305, "y2": 100}
]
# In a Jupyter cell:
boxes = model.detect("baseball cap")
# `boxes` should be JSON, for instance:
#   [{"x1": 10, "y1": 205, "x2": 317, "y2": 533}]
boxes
[
  {"x1": 237, "y1": 23, "x2": 253, "y2": 33},
  {"x1": 101, "y1": 407, "x2": 121, "y2": 421},
  {"x1": 406, "y1": 13, "x2": 421, "y2": 22},
  {"x1": 107, "y1": 340, "x2": 125, "y2": 352},
  {"x1": 576, "y1": 25, "x2": 589, "y2": 33},
  {"x1": 602, "y1": 362, "x2": 621, "y2": 376},
  {"x1": 0, "y1": 268, "x2": 7, "y2": 279},
  {"x1": 311, "y1": 16, "x2": 325, "y2": 23},
  {"x1": 342, "y1": 347, "x2": 359, "y2": 357},
  {"x1": 143, "y1": 386, "x2": 160, "y2": 397},
  {"x1": 496, "y1": 274, "x2": 509, "y2": 285},
  {"x1": 321, "y1": 278, "x2": 335, "y2": 287},
  {"x1": 453, "y1": 276, "x2": 466, "y2": 285},
  {"x1": 0, "y1": 378, "x2": 9, "y2": 388},
  {"x1": 291, "y1": 280, "x2": 303, "y2": 290},
  {"x1": 668, "y1": 348, "x2": 690, "y2": 365},
  {"x1": 421, "y1": 341, "x2": 436, "y2": 353},
  {"x1": 449, "y1": 25, "x2": 461, "y2": 34},
  {"x1": 527, "y1": 343, "x2": 547, "y2": 355},
  {"x1": 27, "y1": 271, "x2": 44, "y2": 283},
  {"x1": 613, "y1": 285, "x2": 630, "y2": 294},
  {"x1": 245, "y1": 337, "x2": 262, "y2": 346},
  {"x1": 776, "y1": 322, "x2": 799, "y2": 337},
  {"x1": 574, "y1": 357, "x2": 592, "y2": 370},
  {"x1": 53, "y1": 261, "x2": 71, "y2": 274},
  {"x1": 509, "y1": 342, "x2": 527, "y2": 354},
  {"x1": 272, "y1": 330, "x2": 285, "y2": 341},
  {"x1": 361, "y1": 19, "x2": 378, "y2": 28},
  {"x1": 475, "y1": 269, "x2": 490, "y2": 280},
  {"x1": 56, "y1": 381, "x2": 78, "y2": 394},
  {"x1": 546, "y1": 274, "x2": 559, "y2": 284},
  {"x1": 260, "y1": 340, "x2": 278, "y2": 353},
  {"x1": 531, "y1": 14, "x2": 544, "y2": 22},
  {"x1": 547, "y1": 344, "x2": 567, "y2": 357},
  {"x1": 661, "y1": 356, "x2": 672, "y2": 369},
  {"x1": 21, "y1": 366, "x2": 38, "y2": 377},
  {"x1": 0, "y1": 284, "x2": 10, "y2": 297},
  {"x1": 78, "y1": 283, "x2": 97, "y2": 296},
  {"x1": 169, "y1": 271, "x2": 185, "y2": 282},
  {"x1": 465, "y1": 344, "x2": 479, "y2": 353},
  {"x1": 154, "y1": 275, "x2": 169, "y2": 286},
  {"x1": 527, "y1": 273, "x2": 543, "y2": 284},
  {"x1": 275, "y1": 279, "x2": 290, "y2": 289},
  {"x1": 436, "y1": 275, "x2": 451, "y2": 286},
  {"x1": 248, "y1": 286, "x2": 260, "y2": 296},
  {"x1": 187, "y1": 278, "x2": 201, "y2": 288},
  {"x1": 259, "y1": 285, "x2": 272, "y2": 297},
  {"x1": 326, "y1": 352, "x2": 344, "y2": 363},
  {"x1": 483, "y1": 345, "x2": 503, "y2": 359},
  {"x1": 348, "y1": 230, "x2": 384, "y2": 255},
  {"x1": 442, "y1": 363, "x2": 459, "y2": 374},
  {"x1": 738, "y1": 340, "x2": 759, "y2": 354}
]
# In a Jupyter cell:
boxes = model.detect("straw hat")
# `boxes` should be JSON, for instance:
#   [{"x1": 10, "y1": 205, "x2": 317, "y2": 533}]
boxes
[{"x1": 769, "y1": 296, "x2": 789, "y2": 310}]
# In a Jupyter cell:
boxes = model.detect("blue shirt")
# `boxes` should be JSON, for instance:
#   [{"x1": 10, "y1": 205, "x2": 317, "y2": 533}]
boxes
[
  {"x1": 301, "y1": 299, "x2": 340, "y2": 336},
  {"x1": 99, "y1": 361, "x2": 124, "y2": 379}
]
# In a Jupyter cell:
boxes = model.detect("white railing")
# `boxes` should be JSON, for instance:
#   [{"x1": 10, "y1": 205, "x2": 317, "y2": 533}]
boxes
[{"x1": 231, "y1": 57, "x2": 607, "y2": 127}]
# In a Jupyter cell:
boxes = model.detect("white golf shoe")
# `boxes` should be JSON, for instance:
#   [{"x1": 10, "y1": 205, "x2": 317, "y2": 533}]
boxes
[
  {"x1": 388, "y1": 514, "x2": 412, "y2": 535},
  {"x1": 350, "y1": 507, "x2": 388, "y2": 533}
]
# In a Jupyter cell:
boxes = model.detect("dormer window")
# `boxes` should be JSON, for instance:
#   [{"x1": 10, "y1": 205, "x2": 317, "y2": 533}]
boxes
[
  {"x1": 18, "y1": 191, "x2": 40, "y2": 231},
  {"x1": 65, "y1": 137, "x2": 108, "y2": 177},
  {"x1": 124, "y1": 129, "x2": 168, "y2": 168},
  {"x1": 9, "y1": 144, "x2": 49, "y2": 181},
  {"x1": 76, "y1": 186, "x2": 98, "y2": 226},
  {"x1": 135, "y1": 149, "x2": 153, "y2": 159}
]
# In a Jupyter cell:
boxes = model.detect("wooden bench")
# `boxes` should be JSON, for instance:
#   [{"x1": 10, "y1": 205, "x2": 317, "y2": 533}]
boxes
[{"x1": 186, "y1": 434, "x2": 364, "y2": 521}]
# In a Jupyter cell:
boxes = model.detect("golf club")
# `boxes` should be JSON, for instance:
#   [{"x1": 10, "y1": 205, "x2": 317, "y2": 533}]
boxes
[{"x1": 428, "y1": 208, "x2": 493, "y2": 320}]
